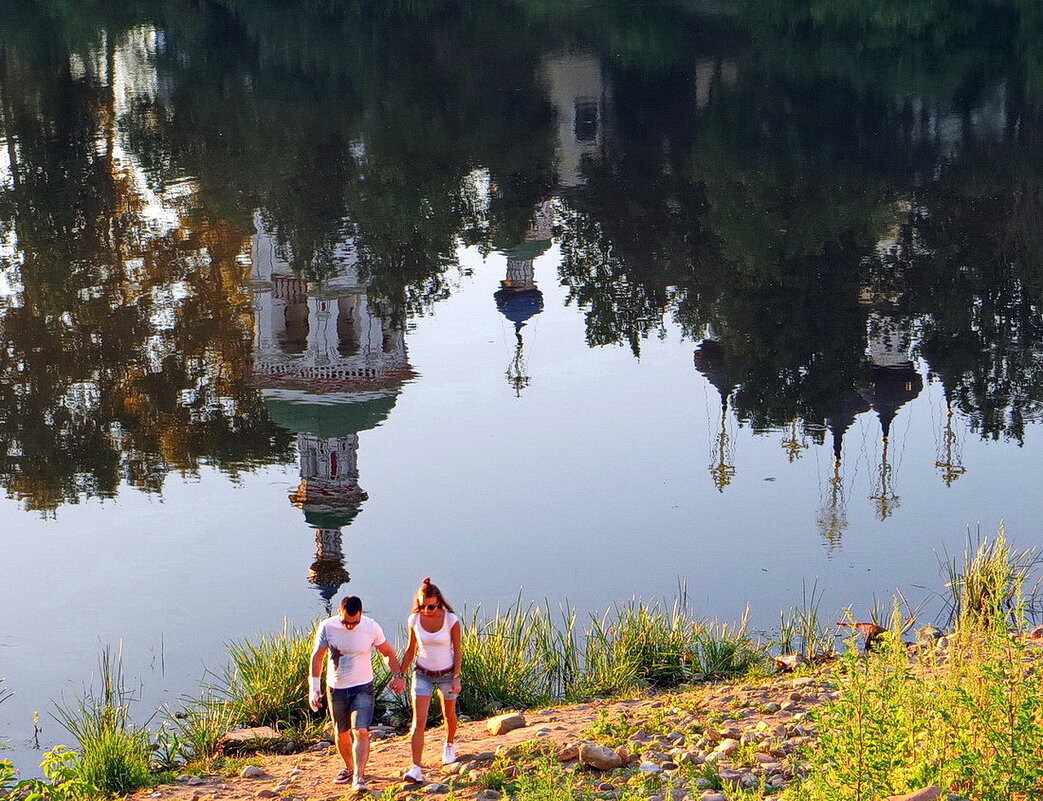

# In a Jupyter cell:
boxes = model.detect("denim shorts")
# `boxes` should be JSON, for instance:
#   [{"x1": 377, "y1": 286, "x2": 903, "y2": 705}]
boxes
[
  {"x1": 329, "y1": 682, "x2": 375, "y2": 732},
  {"x1": 412, "y1": 669, "x2": 458, "y2": 701}
]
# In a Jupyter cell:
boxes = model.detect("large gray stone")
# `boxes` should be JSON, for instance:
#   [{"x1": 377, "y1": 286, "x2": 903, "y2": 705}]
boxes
[
  {"x1": 219, "y1": 726, "x2": 281, "y2": 756},
  {"x1": 578, "y1": 742, "x2": 623, "y2": 770},
  {"x1": 486, "y1": 712, "x2": 526, "y2": 736}
]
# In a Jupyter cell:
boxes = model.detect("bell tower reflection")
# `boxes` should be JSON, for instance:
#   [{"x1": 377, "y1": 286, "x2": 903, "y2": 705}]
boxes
[
  {"x1": 857, "y1": 310, "x2": 923, "y2": 520},
  {"x1": 817, "y1": 393, "x2": 870, "y2": 550},
  {"x1": 495, "y1": 201, "x2": 553, "y2": 396},
  {"x1": 933, "y1": 380, "x2": 966, "y2": 486},
  {"x1": 251, "y1": 214, "x2": 408, "y2": 610},
  {"x1": 694, "y1": 334, "x2": 738, "y2": 492}
]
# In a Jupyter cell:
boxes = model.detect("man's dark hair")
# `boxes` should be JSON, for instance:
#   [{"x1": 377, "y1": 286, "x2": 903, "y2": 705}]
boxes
[{"x1": 340, "y1": 595, "x2": 363, "y2": 616}]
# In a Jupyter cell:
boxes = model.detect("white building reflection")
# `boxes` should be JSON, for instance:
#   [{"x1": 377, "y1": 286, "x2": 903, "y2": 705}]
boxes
[{"x1": 250, "y1": 215, "x2": 408, "y2": 609}]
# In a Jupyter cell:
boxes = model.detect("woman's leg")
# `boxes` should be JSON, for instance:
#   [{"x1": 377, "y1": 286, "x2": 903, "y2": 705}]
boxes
[
  {"x1": 410, "y1": 693, "x2": 432, "y2": 766},
  {"x1": 443, "y1": 697, "x2": 458, "y2": 744}
]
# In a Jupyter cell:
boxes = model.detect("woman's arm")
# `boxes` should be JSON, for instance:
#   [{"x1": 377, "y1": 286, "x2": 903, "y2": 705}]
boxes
[
  {"x1": 401, "y1": 622, "x2": 418, "y2": 672},
  {"x1": 450, "y1": 620, "x2": 462, "y2": 694}
]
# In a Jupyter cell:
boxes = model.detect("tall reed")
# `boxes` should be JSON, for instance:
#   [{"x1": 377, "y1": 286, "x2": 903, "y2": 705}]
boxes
[
  {"x1": 212, "y1": 621, "x2": 313, "y2": 728},
  {"x1": 941, "y1": 525, "x2": 1041, "y2": 630},
  {"x1": 457, "y1": 601, "x2": 560, "y2": 717},
  {"x1": 51, "y1": 646, "x2": 155, "y2": 797},
  {"x1": 796, "y1": 532, "x2": 1043, "y2": 801}
]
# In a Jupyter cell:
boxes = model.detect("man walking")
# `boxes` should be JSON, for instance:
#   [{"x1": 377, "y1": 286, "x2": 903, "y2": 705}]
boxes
[{"x1": 309, "y1": 595, "x2": 406, "y2": 792}]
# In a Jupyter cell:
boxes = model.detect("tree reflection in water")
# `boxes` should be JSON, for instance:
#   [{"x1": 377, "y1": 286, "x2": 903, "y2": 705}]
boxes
[{"x1": 0, "y1": 0, "x2": 1041, "y2": 539}]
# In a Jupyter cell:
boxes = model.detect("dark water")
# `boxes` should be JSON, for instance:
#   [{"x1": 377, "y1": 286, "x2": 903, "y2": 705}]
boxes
[{"x1": 2, "y1": 0, "x2": 1042, "y2": 773}]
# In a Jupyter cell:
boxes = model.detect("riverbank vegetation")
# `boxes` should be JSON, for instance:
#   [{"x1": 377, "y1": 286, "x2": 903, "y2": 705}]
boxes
[{"x1": 5, "y1": 532, "x2": 1043, "y2": 800}]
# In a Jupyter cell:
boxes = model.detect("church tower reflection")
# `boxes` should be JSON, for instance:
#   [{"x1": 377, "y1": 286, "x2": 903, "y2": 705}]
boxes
[
  {"x1": 494, "y1": 201, "x2": 553, "y2": 395},
  {"x1": 817, "y1": 392, "x2": 871, "y2": 550},
  {"x1": 857, "y1": 310, "x2": 924, "y2": 520},
  {"x1": 694, "y1": 334, "x2": 738, "y2": 491},
  {"x1": 250, "y1": 214, "x2": 407, "y2": 610}
]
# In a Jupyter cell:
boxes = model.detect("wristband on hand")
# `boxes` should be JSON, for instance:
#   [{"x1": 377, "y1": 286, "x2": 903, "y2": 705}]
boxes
[{"x1": 309, "y1": 675, "x2": 322, "y2": 695}]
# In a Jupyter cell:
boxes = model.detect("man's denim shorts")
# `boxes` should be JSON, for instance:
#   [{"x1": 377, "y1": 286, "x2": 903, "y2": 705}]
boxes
[
  {"x1": 329, "y1": 682, "x2": 375, "y2": 731},
  {"x1": 412, "y1": 669, "x2": 458, "y2": 700}
]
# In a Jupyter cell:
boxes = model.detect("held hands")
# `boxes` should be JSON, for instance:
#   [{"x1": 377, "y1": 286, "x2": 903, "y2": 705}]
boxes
[{"x1": 389, "y1": 674, "x2": 406, "y2": 694}]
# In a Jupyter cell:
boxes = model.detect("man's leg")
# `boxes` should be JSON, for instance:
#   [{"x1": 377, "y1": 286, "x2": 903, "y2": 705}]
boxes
[
  {"x1": 336, "y1": 728, "x2": 354, "y2": 772},
  {"x1": 348, "y1": 683, "x2": 376, "y2": 787},
  {"x1": 329, "y1": 689, "x2": 354, "y2": 775},
  {"x1": 351, "y1": 727, "x2": 371, "y2": 781}
]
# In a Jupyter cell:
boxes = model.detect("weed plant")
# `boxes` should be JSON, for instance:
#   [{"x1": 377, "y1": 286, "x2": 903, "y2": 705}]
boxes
[
  {"x1": 458, "y1": 601, "x2": 559, "y2": 717},
  {"x1": 1, "y1": 680, "x2": 16, "y2": 795},
  {"x1": 165, "y1": 693, "x2": 239, "y2": 765},
  {"x1": 792, "y1": 532, "x2": 1043, "y2": 801},
  {"x1": 213, "y1": 621, "x2": 313, "y2": 728},
  {"x1": 51, "y1": 647, "x2": 155, "y2": 797},
  {"x1": 777, "y1": 580, "x2": 834, "y2": 660}
]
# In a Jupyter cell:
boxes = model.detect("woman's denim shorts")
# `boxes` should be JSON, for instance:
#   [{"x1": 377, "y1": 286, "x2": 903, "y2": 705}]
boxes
[{"x1": 412, "y1": 669, "x2": 458, "y2": 700}]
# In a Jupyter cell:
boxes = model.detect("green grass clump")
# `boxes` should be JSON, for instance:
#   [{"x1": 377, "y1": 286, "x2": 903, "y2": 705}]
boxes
[
  {"x1": 790, "y1": 531, "x2": 1043, "y2": 801},
  {"x1": 51, "y1": 647, "x2": 155, "y2": 797},
  {"x1": 456, "y1": 594, "x2": 763, "y2": 716},
  {"x1": 458, "y1": 601, "x2": 562, "y2": 717},
  {"x1": 213, "y1": 621, "x2": 314, "y2": 728},
  {"x1": 942, "y1": 525, "x2": 1041, "y2": 630},
  {"x1": 579, "y1": 598, "x2": 765, "y2": 698},
  {"x1": 165, "y1": 693, "x2": 240, "y2": 764}
]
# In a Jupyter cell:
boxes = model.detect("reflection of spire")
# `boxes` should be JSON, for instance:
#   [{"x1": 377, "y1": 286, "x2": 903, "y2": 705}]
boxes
[
  {"x1": 310, "y1": 528, "x2": 351, "y2": 615},
  {"x1": 869, "y1": 435, "x2": 898, "y2": 520},
  {"x1": 495, "y1": 203, "x2": 552, "y2": 396},
  {"x1": 694, "y1": 338, "x2": 737, "y2": 492},
  {"x1": 709, "y1": 400, "x2": 735, "y2": 492},
  {"x1": 934, "y1": 400, "x2": 966, "y2": 487},
  {"x1": 816, "y1": 452, "x2": 846, "y2": 552},
  {"x1": 781, "y1": 419, "x2": 808, "y2": 462},
  {"x1": 857, "y1": 311, "x2": 923, "y2": 521},
  {"x1": 505, "y1": 330, "x2": 531, "y2": 397},
  {"x1": 817, "y1": 392, "x2": 870, "y2": 549}
]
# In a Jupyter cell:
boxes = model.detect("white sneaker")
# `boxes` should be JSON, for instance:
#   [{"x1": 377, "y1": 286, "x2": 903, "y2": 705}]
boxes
[
  {"x1": 403, "y1": 764, "x2": 424, "y2": 783},
  {"x1": 442, "y1": 743, "x2": 458, "y2": 764}
]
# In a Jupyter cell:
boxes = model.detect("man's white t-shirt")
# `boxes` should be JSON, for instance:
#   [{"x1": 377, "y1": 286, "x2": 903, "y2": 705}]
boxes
[{"x1": 313, "y1": 615, "x2": 386, "y2": 689}]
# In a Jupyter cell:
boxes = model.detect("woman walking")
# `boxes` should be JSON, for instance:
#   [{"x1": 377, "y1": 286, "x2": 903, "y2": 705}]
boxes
[{"x1": 401, "y1": 577, "x2": 462, "y2": 783}]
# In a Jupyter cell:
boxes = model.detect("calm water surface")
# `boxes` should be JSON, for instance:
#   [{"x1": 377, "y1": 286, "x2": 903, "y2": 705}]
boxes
[{"x1": 2, "y1": 0, "x2": 1043, "y2": 771}]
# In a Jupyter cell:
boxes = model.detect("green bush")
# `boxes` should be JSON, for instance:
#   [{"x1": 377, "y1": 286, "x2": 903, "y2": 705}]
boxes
[
  {"x1": 791, "y1": 532, "x2": 1043, "y2": 801},
  {"x1": 213, "y1": 621, "x2": 314, "y2": 728},
  {"x1": 458, "y1": 601, "x2": 560, "y2": 717},
  {"x1": 51, "y1": 648, "x2": 154, "y2": 797}
]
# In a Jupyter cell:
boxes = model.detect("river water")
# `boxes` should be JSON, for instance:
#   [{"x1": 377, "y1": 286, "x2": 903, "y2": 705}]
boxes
[{"x1": 1, "y1": 0, "x2": 1042, "y2": 773}]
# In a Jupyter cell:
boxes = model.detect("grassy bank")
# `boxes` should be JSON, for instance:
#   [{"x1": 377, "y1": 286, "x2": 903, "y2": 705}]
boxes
[{"x1": 6, "y1": 530, "x2": 1043, "y2": 800}]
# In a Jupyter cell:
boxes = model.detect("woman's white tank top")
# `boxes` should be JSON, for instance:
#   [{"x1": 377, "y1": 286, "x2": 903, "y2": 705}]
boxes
[{"x1": 409, "y1": 611, "x2": 459, "y2": 671}]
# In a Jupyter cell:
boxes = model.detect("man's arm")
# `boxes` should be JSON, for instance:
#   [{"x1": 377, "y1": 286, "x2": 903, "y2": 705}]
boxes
[
  {"x1": 308, "y1": 644, "x2": 327, "y2": 711},
  {"x1": 376, "y1": 640, "x2": 406, "y2": 693}
]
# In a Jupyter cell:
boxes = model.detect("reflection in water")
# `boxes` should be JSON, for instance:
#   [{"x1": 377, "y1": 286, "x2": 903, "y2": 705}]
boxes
[
  {"x1": 250, "y1": 218, "x2": 407, "y2": 609},
  {"x1": 495, "y1": 201, "x2": 553, "y2": 395},
  {"x1": 0, "y1": 0, "x2": 1039, "y2": 541},
  {"x1": 694, "y1": 337, "x2": 737, "y2": 492}
]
